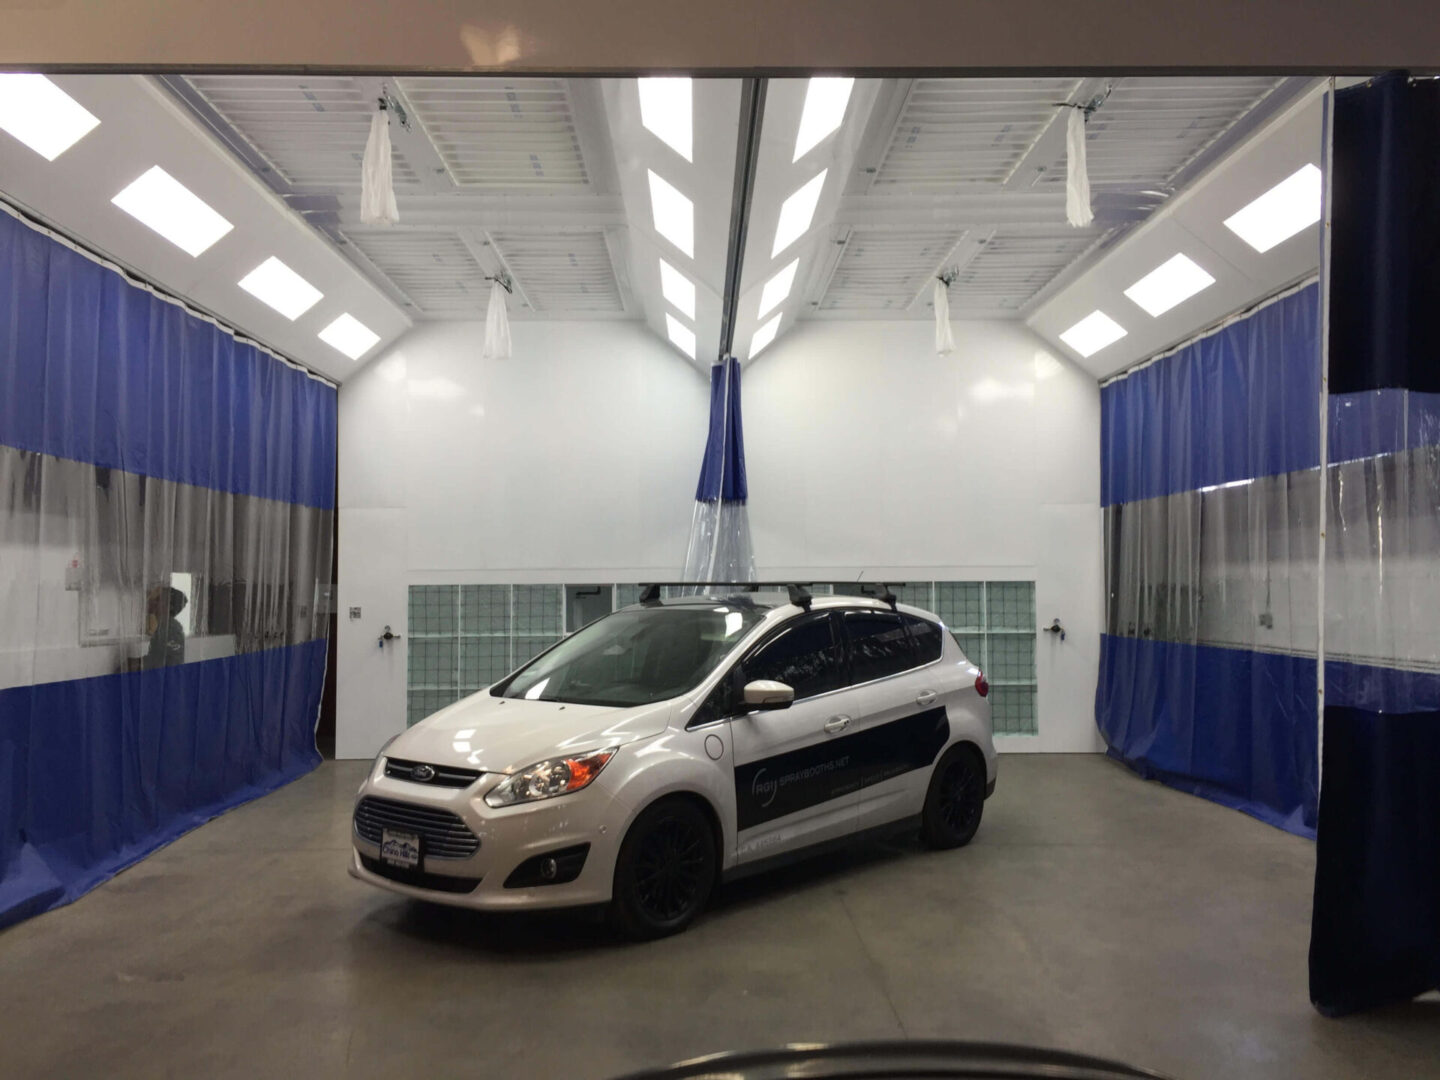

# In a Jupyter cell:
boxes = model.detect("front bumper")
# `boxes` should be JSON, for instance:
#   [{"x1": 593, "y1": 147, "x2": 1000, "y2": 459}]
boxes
[{"x1": 347, "y1": 761, "x2": 626, "y2": 911}]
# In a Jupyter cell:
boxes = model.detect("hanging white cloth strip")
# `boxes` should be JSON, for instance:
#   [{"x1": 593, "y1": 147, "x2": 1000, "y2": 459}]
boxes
[
  {"x1": 1065, "y1": 107, "x2": 1094, "y2": 228},
  {"x1": 360, "y1": 109, "x2": 400, "y2": 226},
  {"x1": 483, "y1": 280, "x2": 512, "y2": 359},
  {"x1": 933, "y1": 278, "x2": 956, "y2": 355}
]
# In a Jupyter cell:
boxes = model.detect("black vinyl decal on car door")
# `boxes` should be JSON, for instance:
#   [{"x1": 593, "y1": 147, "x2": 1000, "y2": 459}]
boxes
[{"x1": 734, "y1": 707, "x2": 950, "y2": 830}]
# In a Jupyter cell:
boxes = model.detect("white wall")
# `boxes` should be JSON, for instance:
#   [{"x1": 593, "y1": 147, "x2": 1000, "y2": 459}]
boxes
[
  {"x1": 744, "y1": 320, "x2": 1104, "y2": 753},
  {"x1": 336, "y1": 320, "x2": 710, "y2": 757},
  {"x1": 337, "y1": 317, "x2": 1104, "y2": 757}
]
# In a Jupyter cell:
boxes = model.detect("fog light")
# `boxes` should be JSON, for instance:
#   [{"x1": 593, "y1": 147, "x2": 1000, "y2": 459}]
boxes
[{"x1": 540, "y1": 857, "x2": 558, "y2": 881}]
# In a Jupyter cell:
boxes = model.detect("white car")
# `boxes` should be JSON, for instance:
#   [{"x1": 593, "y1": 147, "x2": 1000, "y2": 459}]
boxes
[{"x1": 349, "y1": 586, "x2": 997, "y2": 938}]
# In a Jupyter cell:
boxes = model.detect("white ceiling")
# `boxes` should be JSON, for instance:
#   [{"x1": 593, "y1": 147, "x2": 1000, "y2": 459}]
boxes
[{"x1": 0, "y1": 71, "x2": 1321, "y2": 380}]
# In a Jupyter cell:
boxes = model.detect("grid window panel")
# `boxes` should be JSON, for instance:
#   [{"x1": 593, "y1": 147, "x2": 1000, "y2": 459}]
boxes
[
  {"x1": 409, "y1": 637, "x2": 458, "y2": 689},
  {"x1": 988, "y1": 581, "x2": 1037, "y2": 630},
  {"x1": 461, "y1": 585, "x2": 510, "y2": 634},
  {"x1": 409, "y1": 585, "x2": 457, "y2": 635},
  {"x1": 513, "y1": 585, "x2": 562, "y2": 635},
  {"x1": 989, "y1": 633, "x2": 1036, "y2": 684},
  {"x1": 408, "y1": 689, "x2": 462, "y2": 727},
  {"x1": 806, "y1": 583, "x2": 835, "y2": 596},
  {"x1": 614, "y1": 584, "x2": 642, "y2": 609},
  {"x1": 953, "y1": 631, "x2": 987, "y2": 669},
  {"x1": 935, "y1": 582, "x2": 985, "y2": 630},
  {"x1": 460, "y1": 637, "x2": 511, "y2": 688},
  {"x1": 893, "y1": 582, "x2": 934, "y2": 609},
  {"x1": 990, "y1": 685, "x2": 1038, "y2": 735}
]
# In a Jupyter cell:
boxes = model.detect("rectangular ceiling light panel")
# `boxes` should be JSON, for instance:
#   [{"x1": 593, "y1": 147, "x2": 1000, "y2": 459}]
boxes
[
  {"x1": 758, "y1": 258, "x2": 799, "y2": 319},
  {"x1": 1059, "y1": 310, "x2": 1127, "y2": 358},
  {"x1": 1223, "y1": 163, "x2": 1323, "y2": 254},
  {"x1": 793, "y1": 77, "x2": 855, "y2": 161},
  {"x1": 665, "y1": 312, "x2": 697, "y2": 359},
  {"x1": 648, "y1": 170, "x2": 695, "y2": 258},
  {"x1": 639, "y1": 78, "x2": 693, "y2": 162},
  {"x1": 0, "y1": 74, "x2": 101, "y2": 161},
  {"x1": 659, "y1": 258, "x2": 697, "y2": 319},
  {"x1": 238, "y1": 256, "x2": 323, "y2": 320},
  {"x1": 111, "y1": 166, "x2": 234, "y2": 257},
  {"x1": 319, "y1": 313, "x2": 380, "y2": 360},
  {"x1": 772, "y1": 169, "x2": 827, "y2": 257},
  {"x1": 1123, "y1": 254, "x2": 1216, "y2": 317},
  {"x1": 749, "y1": 313, "x2": 782, "y2": 360}
]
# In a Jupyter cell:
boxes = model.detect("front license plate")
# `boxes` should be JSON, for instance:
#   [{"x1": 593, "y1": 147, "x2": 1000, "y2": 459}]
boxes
[{"x1": 380, "y1": 829, "x2": 422, "y2": 870}]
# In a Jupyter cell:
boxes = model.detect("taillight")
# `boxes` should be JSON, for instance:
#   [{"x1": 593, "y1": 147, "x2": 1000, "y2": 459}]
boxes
[{"x1": 974, "y1": 672, "x2": 990, "y2": 697}]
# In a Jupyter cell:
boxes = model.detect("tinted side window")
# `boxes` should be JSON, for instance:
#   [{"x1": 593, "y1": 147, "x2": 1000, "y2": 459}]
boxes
[
  {"x1": 904, "y1": 615, "x2": 944, "y2": 664},
  {"x1": 742, "y1": 614, "x2": 844, "y2": 700},
  {"x1": 844, "y1": 611, "x2": 916, "y2": 683}
]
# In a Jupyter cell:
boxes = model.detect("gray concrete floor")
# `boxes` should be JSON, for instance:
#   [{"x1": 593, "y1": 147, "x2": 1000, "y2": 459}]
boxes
[{"x1": 2, "y1": 755, "x2": 1437, "y2": 1079}]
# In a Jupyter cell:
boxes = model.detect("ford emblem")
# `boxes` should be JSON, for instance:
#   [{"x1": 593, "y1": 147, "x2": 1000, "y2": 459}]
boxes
[{"x1": 411, "y1": 764, "x2": 436, "y2": 782}]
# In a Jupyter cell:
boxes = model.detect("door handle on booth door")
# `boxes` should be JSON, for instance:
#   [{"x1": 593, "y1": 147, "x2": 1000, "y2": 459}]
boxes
[
  {"x1": 915, "y1": 690, "x2": 938, "y2": 707},
  {"x1": 823, "y1": 716, "x2": 851, "y2": 734}
]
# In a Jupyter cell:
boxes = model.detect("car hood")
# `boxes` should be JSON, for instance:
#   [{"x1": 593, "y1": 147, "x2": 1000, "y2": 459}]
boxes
[{"x1": 386, "y1": 692, "x2": 676, "y2": 774}]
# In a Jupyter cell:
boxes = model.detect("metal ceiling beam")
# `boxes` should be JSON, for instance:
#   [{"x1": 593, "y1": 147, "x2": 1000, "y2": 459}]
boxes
[
  {"x1": 906, "y1": 228, "x2": 995, "y2": 313},
  {"x1": 1000, "y1": 77, "x2": 1111, "y2": 191},
  {"x1": 353, "y1": 76, "x2": 457, "y2": 196},
  {"x1": 717, "y1": 78, "x2": 766, "y2": 362},
  {"x1": 833, "y1": 190, "x2": 1163, "y2": 230},
  {"x1": 318, "y1": 193, "x2": 626, "y2": 230}
]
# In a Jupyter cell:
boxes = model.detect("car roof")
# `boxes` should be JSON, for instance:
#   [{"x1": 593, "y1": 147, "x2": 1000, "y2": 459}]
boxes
[{"x1": 621, "y1": 591, "x2": 940, "y2": 621}]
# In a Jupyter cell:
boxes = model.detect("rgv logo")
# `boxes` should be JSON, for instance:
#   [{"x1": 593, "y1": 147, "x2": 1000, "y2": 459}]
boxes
[{"x1": 750, "y1": 755, "x2": 851, "y2": 811}]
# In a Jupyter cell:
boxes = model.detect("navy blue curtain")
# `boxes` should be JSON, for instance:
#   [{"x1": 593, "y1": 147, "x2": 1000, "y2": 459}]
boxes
[
  {"x1": 1097, "y1": 283, "x2": 1322, "y2": 837},
  {"x1": 0, "y1": 208, "x2": 335, "y2": 928},
  {"x1": 683, "y1": 357, "x2": 755, "y2": 581},
  {"x1": 1310, "y1": 73, "x2": 1440, "y2": 1015}
]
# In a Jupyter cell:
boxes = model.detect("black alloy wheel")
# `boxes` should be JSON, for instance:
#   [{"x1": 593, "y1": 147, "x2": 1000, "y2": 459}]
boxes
[
  {"x1": 609, "y1": 798, "x2": 717, "y2": 939},
  {"x1": 921, "y1": 744, "x2": 985, "y2": 849}
]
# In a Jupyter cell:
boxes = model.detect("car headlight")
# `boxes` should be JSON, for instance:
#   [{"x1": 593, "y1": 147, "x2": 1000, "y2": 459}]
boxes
[{"x1": 484, "y1": 747, "x2": 617, "y2": 808}]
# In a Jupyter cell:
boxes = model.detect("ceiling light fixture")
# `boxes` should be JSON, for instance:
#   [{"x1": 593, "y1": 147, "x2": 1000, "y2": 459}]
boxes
[
  {"x1": 749, "y1": 313, "x2": 782, "y2": 360},
  {"x1": 1059, "y1": 311, "x2": 1127, "y2": 358},
  {"x1": 319, "y1": 313, "x2": 381, "y2": 360},
  {"x1": 111, "y1": 166, "x2": 234, "y2": 257},
  {"x1": 1123, "y1": 253, "x2": 1216, "y2": 317},
  {"x1": 1223, "y1": 163, "x2": 1323, "y2": 254},
  {"x1": 648, "y1": 170, "x2": 695, "y2": 258},
  {"x1": 772, "y1": 170, "x2": 827, "y2": 257},
  {"x1": 0, "y1": 74, "x2": 101, "y2": 161},
  {"x1": 638, "y1": 77, "x2": 693, "y2": 162},
  {"x1": 758, "y1": 258, "x2": 799, "y2": 319},
  {"x1": 659, "y1": 258, "x2": 697, "y2": 319},
  {"x1": 665, "y1": 312, "x2": 697, "y2": 360},
  {"x1": 793, "y1": 77, "x2": 854, "y2": 161},
  {"x1": 238, "y1": 256, "x2": 323, "y2": 320}
]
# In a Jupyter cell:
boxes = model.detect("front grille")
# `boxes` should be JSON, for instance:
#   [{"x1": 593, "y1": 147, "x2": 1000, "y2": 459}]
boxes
[
  {"x1": 384, "y1": 756, "x2": 483, "y2": 788},
  {"x1": 360, "y1": 854, "x2": 481, "y2": 894},
  {"x1": 353, "y1": 796, "x2": 481, "y2": 860}
]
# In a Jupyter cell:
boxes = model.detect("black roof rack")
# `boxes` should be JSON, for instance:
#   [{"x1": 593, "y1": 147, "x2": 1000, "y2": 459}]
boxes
[{"x1": 636, "y1": 582, "x2": 813, "y2": 610}]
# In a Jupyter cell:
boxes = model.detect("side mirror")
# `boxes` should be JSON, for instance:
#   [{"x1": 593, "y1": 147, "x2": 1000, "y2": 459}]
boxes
[{"x1": 743, "y1": 679, "x2": 794, "y2": 711}]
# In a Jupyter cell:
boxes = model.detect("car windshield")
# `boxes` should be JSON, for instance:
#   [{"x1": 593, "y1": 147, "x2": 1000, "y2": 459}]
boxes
[{"x1": 494, "y1": 604, "x2": 767, "y2": 708}]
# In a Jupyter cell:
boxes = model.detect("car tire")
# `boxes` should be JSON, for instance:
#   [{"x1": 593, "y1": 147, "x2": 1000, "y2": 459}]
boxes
[
  {"x1": 920, "y1": 743, "x2": 986, "y2": 849},
  {"x1": 608, "y1": 797, "x2": 718, "y2": 940}
]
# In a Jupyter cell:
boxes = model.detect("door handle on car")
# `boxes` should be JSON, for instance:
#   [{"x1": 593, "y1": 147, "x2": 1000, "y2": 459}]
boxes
[
  {"x1": 915, "y1": 690, "x2": 938, "y2": 707},
  {"x1": 823, "y1": 715, "x2": 851, "y2": 734}
]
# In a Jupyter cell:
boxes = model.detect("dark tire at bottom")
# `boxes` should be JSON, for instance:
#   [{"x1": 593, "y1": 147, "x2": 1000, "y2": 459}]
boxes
[
  {"x1": 608, "y1": 797, "x2": 717, "y2": 940},
  {"x1": 921, "y1": 743, "x2": 986, "y2": 849}
]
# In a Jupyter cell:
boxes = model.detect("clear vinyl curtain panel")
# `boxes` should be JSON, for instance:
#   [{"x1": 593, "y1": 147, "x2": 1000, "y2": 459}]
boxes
[
  {"x1": 1309, "y1": 73, "x2": 1440, "y2": 1017},
  {"x1": 0, "y1": 205, "x2": 335, "y2": 929},
  {"x1": 1096, "y1": 282, "x2": 1323, "y2": 837},
  {"x1": 683, "y1": 357, "x2": 756, "y2": 583}
]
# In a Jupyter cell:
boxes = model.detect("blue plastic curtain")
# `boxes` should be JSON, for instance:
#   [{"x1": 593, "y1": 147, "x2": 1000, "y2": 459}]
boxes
[
  {"x1": 0, "y1": 206, "x2": 335, "y2": 928},
  {"x1": 1096, "y1": 283, "x2": 1322, "y2": 837},
  {"x1": 1309, "y1": 73, "x2": 1440, "y2": 1016},
  {"x1": 682, "y1": 357, "x2": 755, "y2": 582}
]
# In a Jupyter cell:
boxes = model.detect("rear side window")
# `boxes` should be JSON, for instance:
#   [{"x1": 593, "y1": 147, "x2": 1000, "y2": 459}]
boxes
[
  {"x1": 904, "y1": 615, "x2": 945, "y2": 664},
  {"x1": 742, "y1": 613, "x2": 844, "y2": 700},
  {"x1": 843, "y1": 611, "x2": 916, "y2": 683}
]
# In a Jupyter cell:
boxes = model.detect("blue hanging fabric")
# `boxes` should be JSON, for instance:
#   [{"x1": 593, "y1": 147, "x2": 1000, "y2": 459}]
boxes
[
  {"x1": 682, "y1": 357, "x2": 755, "y2": 582},
  {"x1": 1096, "y1": 282, "x2": 1322, "y2": 838},
  {"x1": 1310, "y1": 72, "x2": 1440, "y2": 1017},
  {"x1": 0, "y1": 205, "x2": 334, "y2": 929}
]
